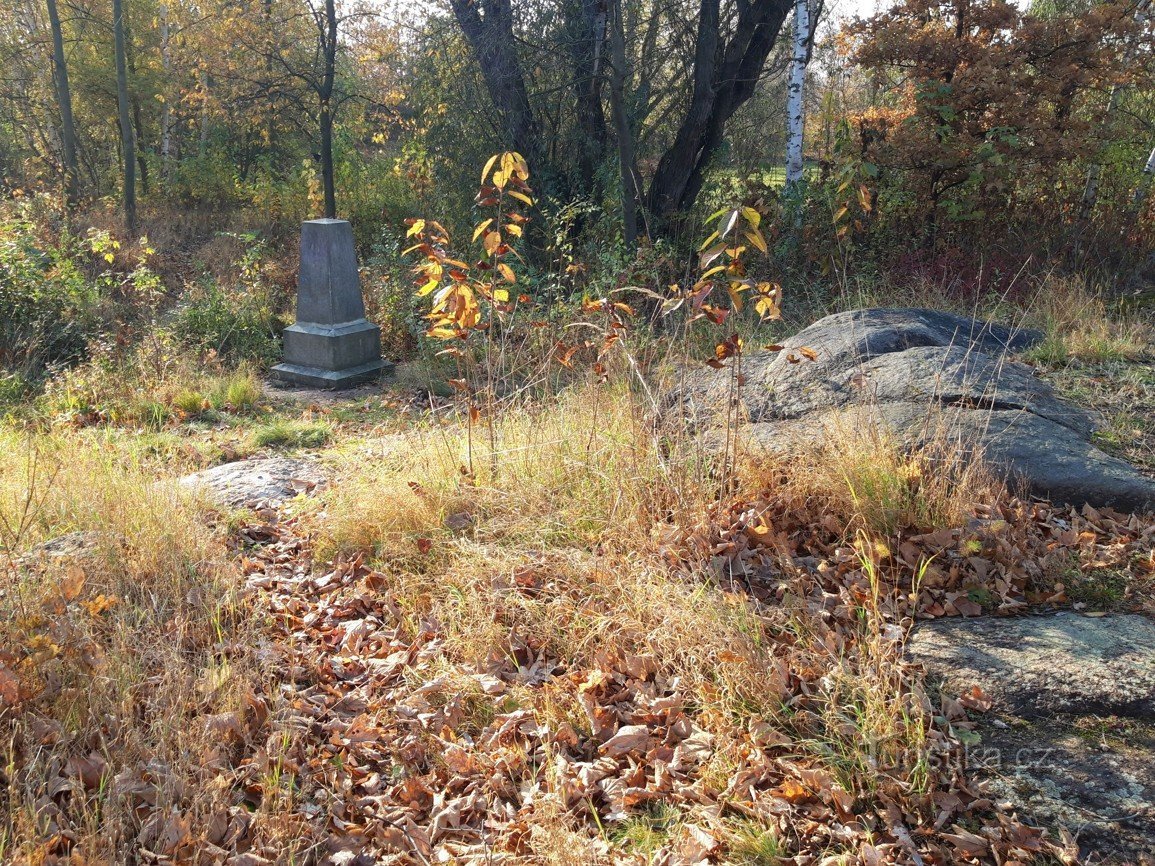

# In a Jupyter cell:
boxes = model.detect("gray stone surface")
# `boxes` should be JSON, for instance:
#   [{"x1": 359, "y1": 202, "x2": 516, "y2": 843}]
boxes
[
  {"x1": 14, "y1": 530, "x2": 111, "y2": 568},
  {"x1": 909, "y1": 612, "x2": 1155, "y2": 718},
  {"x1": 271, "y1": 219, "x2": 391, "y2": 389},
  {"x1": 669, "y1": 308, "x2": 1155, "y2": 511},
  {"x1": 910, "y1": 613, "x2": 1155, "y2": 861},
  {"x1": 178, "y1": 457, "x2": 327, "y2": 508}
]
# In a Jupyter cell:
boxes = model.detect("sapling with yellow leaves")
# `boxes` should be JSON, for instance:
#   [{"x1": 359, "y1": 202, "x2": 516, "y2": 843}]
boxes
[{"x1": 405, "y1": 152, "x2": 535, "y2": 475}]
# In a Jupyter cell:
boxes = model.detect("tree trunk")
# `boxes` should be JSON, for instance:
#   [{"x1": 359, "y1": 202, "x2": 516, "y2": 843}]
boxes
[
  {"x1": 159, "y1": 3, "x2": 172, "y2": 185},
  {"x1": 607, "y1": 0, "x2": 641, "y2": 247},
  {"x1": 198, "y1": 71, "x2": 210, "y2": 157},
  {"x1": 785, "y1": 0, "x2": 809, "y2": 188},
  {"x1": 319, "y1": 0, "x2": 338, "y2": 218},
  {"x1": 449, "y1": 0, "x2": 540, "y2": 166},
  {"x1": 112, "y1": 0, "x2": 136, "y2": 234},
  {"x1": 564, "y1": 0, "x2": 608, "y2": 195},
  {"x1": 644, "y1": 0, "x2": 794, "y2": 231},
  {"x1": 46, "y1": 0, "x2": 79, "y2": 209}
]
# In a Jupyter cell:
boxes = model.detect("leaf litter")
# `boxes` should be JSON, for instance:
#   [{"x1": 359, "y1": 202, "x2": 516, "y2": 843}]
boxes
[{"x1": 4, "y1": 460, "x2": 1152, "y2": 864}]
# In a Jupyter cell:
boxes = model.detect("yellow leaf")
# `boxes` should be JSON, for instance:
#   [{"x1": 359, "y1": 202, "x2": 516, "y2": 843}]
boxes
[
  {"x1": 406, "y1": 219, "x2": 426, "y2": 238},
  {"x1": 480, "y1": 153, "x2": 499, "y2": 186},
  {"x1": 483, "y1": 231, "x2": 502, "y2": 256},
  {"x1": 508, "y1": 190, "x2": 534, "y2": 206},
  {"x1": 834, "y1": 205, "x2": 849, "y2": 224},
  {"x1": 493, "y1": 288, "x2": 510, "y2": 301},
  {"x1": 741, "y1": 206, "x2": 761, "y2": 228},
  {"x1": 498, "y1": 262, "x2": 516, "y2": 283},
  {"x1": 504, "y1": 223, "x2": 523, "y2": 237},
  {"x1": 755, "y1": 297, "x2": 780, "y2": 320},
  {"x1": 472, "y1": 218, "x2": 494, "y2": 242},
  {"x1": 416, "y1": 278, "x2": 439, "y2": 297},
  {"x1": 744, "y1": 228, "x2": 768, "y2": 254}
]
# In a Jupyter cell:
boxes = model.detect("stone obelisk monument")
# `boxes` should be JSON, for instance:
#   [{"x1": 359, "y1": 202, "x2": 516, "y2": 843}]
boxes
[{"x1": 271, "y1": 219, "x2": 389, "y2": 388}]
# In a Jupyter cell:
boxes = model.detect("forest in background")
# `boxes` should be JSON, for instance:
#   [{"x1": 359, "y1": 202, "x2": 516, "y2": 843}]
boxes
[{"x1": 1, "y1": 0, "x2": 1153, "y2": 403}]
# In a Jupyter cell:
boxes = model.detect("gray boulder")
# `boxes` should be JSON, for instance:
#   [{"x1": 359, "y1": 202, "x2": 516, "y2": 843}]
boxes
[
  {"x1": 669, "y1": 308, "x2": 1155, "y2": 512},
  {"x1": 178, "y1": 457, "x2": 327, "y2": 509},
  {"x1": 909, "y1": 611, "x2": 1155, "y2": 718},
  {"x1": 910, "y1": 613, "x2": 1155, "y2": 861}
]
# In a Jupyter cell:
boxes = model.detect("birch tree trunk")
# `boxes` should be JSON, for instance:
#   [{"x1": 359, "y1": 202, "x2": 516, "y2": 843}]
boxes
[
  {"x1": 112, "y1": 0, "x2": 136, "y2": 234},
  {"x1": 1079, "y1": 0, "x2": 1149, "y2": 222},
  {"x1": 785, "y1": 0, "x2": 809, "y2": 188},
  {"x1": 1077, "y1": 83, "x2": 1120, "y2": 223},
  {"x1": 1134, "y1": 145, "x2": 1155, "y2": 207},
  {"x1": 45, "y1": 0, "x2": 79, "y2": 209}
]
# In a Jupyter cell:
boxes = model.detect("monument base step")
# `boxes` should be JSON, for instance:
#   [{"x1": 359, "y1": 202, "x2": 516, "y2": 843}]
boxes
[{"x1": 269, "y1": 358, "x2": 392, "y2": 390}]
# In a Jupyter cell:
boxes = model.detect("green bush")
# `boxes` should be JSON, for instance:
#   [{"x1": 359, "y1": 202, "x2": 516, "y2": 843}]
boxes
[
  {"x1": 172, "y1": 233, "x2": 285, "y2": 365},
  {"x1": 0, "y1": 216, "x2": 99, "y2": 382}
]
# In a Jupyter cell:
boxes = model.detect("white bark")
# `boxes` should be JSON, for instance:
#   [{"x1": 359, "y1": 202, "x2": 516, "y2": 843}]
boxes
[
  {"x1": 785, "y1": 0, "x2": 810, "y2": 188},
  {"x1": 1080, "y1": 0, "x2": 1150, "y2": 220},
  {"x1": 1134, "y1": 145, "x2": 1155, "y2": 206}
]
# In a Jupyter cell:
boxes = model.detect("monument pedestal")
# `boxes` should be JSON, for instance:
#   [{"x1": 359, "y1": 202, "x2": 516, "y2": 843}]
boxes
[{"x1": 271, "y1": 219, "x2": 390, "y2": 389}]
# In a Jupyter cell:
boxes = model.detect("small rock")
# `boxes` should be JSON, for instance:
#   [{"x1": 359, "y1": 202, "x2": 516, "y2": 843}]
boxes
[{"x1": 178, "y1": 458, "x2": 328, "y2": 509}]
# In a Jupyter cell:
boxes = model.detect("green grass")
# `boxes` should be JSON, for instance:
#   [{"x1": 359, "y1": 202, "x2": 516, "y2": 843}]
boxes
[
  {"x1": 251, "y1": 419, "x2": 331, "y2": 450},
  {"x1": 726, "y1": 819, "x2": 784, "y2": 865},
  {"x1": 610, "y1": 803, "x2": 682, "y2": 857}
]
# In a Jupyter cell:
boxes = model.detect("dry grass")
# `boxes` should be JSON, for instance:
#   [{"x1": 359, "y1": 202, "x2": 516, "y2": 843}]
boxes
[
  {"x1": 1022, "y1": 274, "x2": 1151, "y2": 365},
  {"x1": 3, "y1": 322, "x2": 1123, "y2": 860},
  {"x1": 308, "y1": 383, "x2": 980, "y2": 858},
  {"x1": 317, "y1": 385, "x2": 781, "y2": 710},
  {"x1": 0, "y1": 431, "x2": 256, "y2": 863}
]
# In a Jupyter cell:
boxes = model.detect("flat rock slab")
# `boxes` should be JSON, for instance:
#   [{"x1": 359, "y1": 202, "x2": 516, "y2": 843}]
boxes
[
  {"x1": 910, "y1": 613, "x2": 1155, "y2": 861},
  {"x1": 909, "y1": 611, "x2": 1155, "y2": 718},
  {"x1": 178, "y1": 458, "x2": 327, "y2": 509},
  {"x1": 669, "y1": 308, "x2": 1155, "y2": 512}
]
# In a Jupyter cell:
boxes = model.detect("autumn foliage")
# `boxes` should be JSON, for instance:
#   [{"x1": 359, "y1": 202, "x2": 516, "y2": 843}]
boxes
[{"x1": 842, "y1": 0, "x2": 1155, "y2": 247}]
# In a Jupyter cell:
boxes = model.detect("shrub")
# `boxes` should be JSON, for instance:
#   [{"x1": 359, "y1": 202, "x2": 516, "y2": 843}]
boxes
[
  {"x1": 172, "y1": 233, "x2": 285, "y2": 366},
  {"x1": 0, "y1": 215, "x2": 99, "y2": 382}
]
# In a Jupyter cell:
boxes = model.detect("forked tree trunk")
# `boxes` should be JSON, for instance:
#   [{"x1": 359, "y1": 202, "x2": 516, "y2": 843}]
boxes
[
  {"x1": 449, "y1": 0, "x2": 540, "y2": 167},
  {"x1": 112, "y1": 0, "x2": 136, "y2": 234},
  {"x1": 644, "y1": 0, "x2": 794, "y2": 231},
  {"x1": 450, "y1": 0, "x2": 794, "y2": 236},
  {"x1": 785, "y1": 0, "x2": 809, "y2": 188}
]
